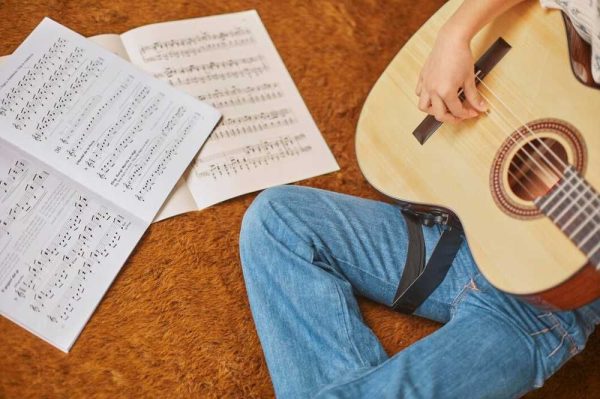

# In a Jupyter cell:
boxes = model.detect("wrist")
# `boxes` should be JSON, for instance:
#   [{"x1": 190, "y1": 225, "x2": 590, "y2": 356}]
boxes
[{"x1": 439, "y1": 19, "x2": 475, "y2": 45}]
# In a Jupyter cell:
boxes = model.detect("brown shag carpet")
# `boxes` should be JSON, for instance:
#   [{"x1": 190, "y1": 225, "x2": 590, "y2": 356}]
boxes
[{"x1": 0, "y1": 0, "x2": 598, "y2": 397}]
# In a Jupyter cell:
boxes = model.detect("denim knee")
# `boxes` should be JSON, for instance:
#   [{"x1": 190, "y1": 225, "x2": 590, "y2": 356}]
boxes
[{"x1": 240, "y1": 186, "x2": 298, "y2": 252}]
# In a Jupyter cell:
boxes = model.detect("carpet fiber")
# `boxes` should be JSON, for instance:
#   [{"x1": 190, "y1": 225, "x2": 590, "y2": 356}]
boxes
[{"x1": 0, "y1": 0, "x2": 598, "y2": 397}]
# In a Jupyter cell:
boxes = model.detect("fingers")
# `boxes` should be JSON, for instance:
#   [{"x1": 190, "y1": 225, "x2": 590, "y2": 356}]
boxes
[
  {"x1": 430, "y1": 94, "x2": 459, "y2": 123},
  {"x1": 418, "y1": 90, "x2": 430, "y2": 112},
  {"x1": 417, "y1": 81, "x2": 485, "y2": 122},
  {"x1": 443, "y1": 90, "x2": 477, "y2": 119},
  {"x1": 463, "y1": 77, "x2": 487, "y2": 112}
]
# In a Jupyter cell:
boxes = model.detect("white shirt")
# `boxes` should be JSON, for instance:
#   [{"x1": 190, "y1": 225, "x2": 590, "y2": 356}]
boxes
[{"x1": 540, "y1": 0, "x2": 600, "y2": 83}]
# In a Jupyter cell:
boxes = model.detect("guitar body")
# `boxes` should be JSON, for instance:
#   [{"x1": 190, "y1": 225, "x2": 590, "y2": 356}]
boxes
[{"x1": 356, "y1": 0, "x2": 600, "y2": 310}]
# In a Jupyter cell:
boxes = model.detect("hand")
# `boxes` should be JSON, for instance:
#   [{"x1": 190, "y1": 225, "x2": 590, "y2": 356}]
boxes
[{"x1": 416, "y1": 26, "x2": 487, "y2": 123}]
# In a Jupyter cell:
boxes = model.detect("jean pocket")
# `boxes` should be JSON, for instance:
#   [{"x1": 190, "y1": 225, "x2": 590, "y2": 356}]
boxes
[{"x1": 531, "y1": 313, "x2": 580, "y2": 358}]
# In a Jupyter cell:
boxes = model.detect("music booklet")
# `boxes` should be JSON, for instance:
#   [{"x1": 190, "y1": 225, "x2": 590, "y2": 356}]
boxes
[{"x1": 0, "y1": 18, "x2": 221, "y2": 352}]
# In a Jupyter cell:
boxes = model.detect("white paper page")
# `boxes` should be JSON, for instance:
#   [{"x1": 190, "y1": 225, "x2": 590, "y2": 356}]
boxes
[
  {"x1": 154, "y1": 174, "x2": 197, "y2": 220},
  {"x1": 0, "y1": 18, "x2": 221, "y2": 223},
  {"x1": 89, "y1": 34, "x2": 130, "y2": 60},
  {"x1": 0, "y1": 138, "x2": 146, "y2": 352},
  {"x1": 88, "y1": 35, "x2": 199, "y2": 221},
  {"x1": 0, "y1": 52, "x2": 197, "y2": 223},
  {"x1": 121, "y1": 10, "x2": 339, "y2": 216}
]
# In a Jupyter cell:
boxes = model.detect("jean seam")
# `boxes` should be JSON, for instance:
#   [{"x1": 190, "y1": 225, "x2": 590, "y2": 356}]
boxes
[
  {"x1": 308, "y1": 239, "x2": 372, "y2": 369},
  {"x1": 324, "y1": 248, "x2": 398, "y2": 289},
  {"x1": 313, "y1": 354, "x2": 395, "y2": 398},
  {"x1": 449, "y1": 278, "x2": 478, "y2": 316},
  {"x1": 332, "y1": 280, "x2": 370, "y2": 368}
]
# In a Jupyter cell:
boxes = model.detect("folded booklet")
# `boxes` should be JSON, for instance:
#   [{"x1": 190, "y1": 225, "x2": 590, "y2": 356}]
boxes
[
  {"x1": 88, "y1": 10, "x2": 339, "y2": 221},
  {"x1": 0, "y1": 18, "x2": 221, "y2": 352},
  {"x1": 0, "y1": 10, "x2": 339, "y2": 352}
]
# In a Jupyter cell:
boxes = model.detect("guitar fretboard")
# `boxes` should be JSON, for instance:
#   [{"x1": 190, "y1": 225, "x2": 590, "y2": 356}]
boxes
[{"x1": 535, "y1": 166, "x2": 600, "y2": 267}]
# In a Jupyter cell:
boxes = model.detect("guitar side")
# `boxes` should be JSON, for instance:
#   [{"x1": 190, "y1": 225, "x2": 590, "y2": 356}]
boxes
[{"x1": 355, "y1": 0, "x2": 600, "y2": 308}]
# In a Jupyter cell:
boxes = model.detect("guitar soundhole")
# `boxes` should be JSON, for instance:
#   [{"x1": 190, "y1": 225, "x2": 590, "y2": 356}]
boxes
[
  {"x1": 508, "y1": 138, "x2": 568, "y2": 201},
  {"x1": 490, "y1": 119, "x2": 586, "y2": 219}
]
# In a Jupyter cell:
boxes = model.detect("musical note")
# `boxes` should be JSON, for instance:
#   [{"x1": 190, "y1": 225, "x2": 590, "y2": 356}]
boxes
[
  {"x1": 0, "y1": 147, "x2": 135, "y2": 324},
  {"x1": 153, "y1": 55, "x2": 268, "y2": 87},
  {"x1": 136, "y1": 113, "x2": 200, "y2": 201},
  {"x1": 64, "y1": 73, "x2": 132, "y2": 159},
  {"x1": 122, "y1": 106, "x2": 186, "y2": 193},
  {"x1": 32, "y1": 57, "x2": 105, "y2": 141},
  {"x1": 196, "y1": 82, "x2": 284, "y2": 109},
  {"x1": 8, "y1": 189, "x2": 132, "y2": 321},
  {"x1": 208, "y1": 108, "x2": 297, "y2": 142},
  {"x1": 0, "y1": 159, "x2": 28, "y2": 199},
  {"x1": 119, "y1": 10, "x2": 338, "y2": 217},
  {"x1": 193, "y1": 134, "x2": 311, "y2": 180},
  {"x1": 0, "y1": 166, "x2": 49, "y2": 236},
  {"x1": 138, "y1": 27, "x2": 255, "y2": 63},
  {"x1": 0, "y1": 38, "x2": 68, "y2": 118},
  {"x1": 98, "y1": 93, "x2": 165, "y2": 181},
  {"x1": 85, "y1": 82, "x2": 149, "y2": 169},
  {"x1": 0, "y1": 18, "x2": 220, "y2": 352}
]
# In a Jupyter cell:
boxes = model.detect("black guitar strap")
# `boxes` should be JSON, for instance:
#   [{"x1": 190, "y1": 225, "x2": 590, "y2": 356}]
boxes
[{"x1": 392, "y1": 212, "x2": 463, "y2": 314}]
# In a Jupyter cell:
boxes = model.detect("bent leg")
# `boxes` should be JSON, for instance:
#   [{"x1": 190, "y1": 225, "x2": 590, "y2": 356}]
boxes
[
  {"x1": 239, "y1": 186, "x2": 477, "y2": 398},
  {"x1": 240, "y1": 186, "x2": 600, "y2": 398},
  {"x1": 315, "y1": 274, "x2": 599, "y2": 398}
]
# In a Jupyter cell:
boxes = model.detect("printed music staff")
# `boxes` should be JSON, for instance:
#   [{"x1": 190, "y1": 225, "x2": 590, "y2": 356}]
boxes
[
  {"x1": 119, "y1": 10, "x2": 338, "y2": 218},
  {"x1": 0, "y1": 18, "x2": 220, "y2": 352}
]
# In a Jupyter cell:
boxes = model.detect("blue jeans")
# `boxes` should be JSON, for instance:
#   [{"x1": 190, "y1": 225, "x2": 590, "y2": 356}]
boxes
[{"x1": 239, "y1": 186, "x2": 600, "y2": 398}]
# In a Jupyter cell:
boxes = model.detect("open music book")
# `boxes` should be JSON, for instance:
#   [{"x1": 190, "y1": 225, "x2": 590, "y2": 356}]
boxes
[
  {"x1": 0, "y1": 18, "x2": 221, "y2": 352},
  {"x1": 0, "y1": 11, "x2": 337, "y2": 352},
  {"x1": 91, "y1": 10, "x2": 339, "y2": 221}
]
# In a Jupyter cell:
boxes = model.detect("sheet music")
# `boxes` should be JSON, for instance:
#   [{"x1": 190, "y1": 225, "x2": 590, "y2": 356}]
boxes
[
  {"x1": 0, "y1": 140, "x2": 145, "y2": 352},
  {"x1": 0, "y1": 18, "x2": 221, "y2": 223},
  {"x1": 121, "y1": 11, "x2": 339, "y2": 219},
  {"x1": 0, "y1": 19, "x2": 220, "y2": 352},
  {"x1": 88, "y1": 34, "x2": 130, "y2": 60}
]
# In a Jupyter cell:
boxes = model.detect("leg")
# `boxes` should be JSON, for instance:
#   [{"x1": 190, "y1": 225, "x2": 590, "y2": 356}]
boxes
[
  {"x1": 315, "y1": 273, "x2": 599, "y2": 398},
  {"x1": 240, "y1": 186, "x2": 600, "y2": 398},
  {"x1": 239, "y1": 185, "x2": 477, "y2": 398}
]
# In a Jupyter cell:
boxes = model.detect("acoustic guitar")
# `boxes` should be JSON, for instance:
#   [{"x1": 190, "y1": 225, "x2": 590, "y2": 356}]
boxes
[{"x1": 356, "y1": 0, "x2": 600, "y2": 310}]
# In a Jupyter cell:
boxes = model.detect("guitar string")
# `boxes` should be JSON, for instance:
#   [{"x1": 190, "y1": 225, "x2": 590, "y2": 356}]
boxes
[
  {"x1": 408, "y1": 35, "x2": 600, "y2": 260},
  {"x1": 408, "y1": 36, "x2": 600, "y2": 226},
  {"x1": 401, "y1": 46, "x2": 557, "y2": 199},
  {"x1": 410, "y1": 34, "x2": 572, "y2": 173},
  {"x1": 475, "y1": 75, "x2": 599, "y2": 236},
  {"x1": 406, "y1": 41, "x2": 600, "y2": 240},
  {"x1": 475, "y1": 76, "x2": 566, "y2": 177},
  {"x1": 477, "y1": 90, "x2": 600, "y2": 233},
  {"x1": 405, "y1": 40, "x2": 561, "y2": 186},
  {"x1": 475, "y1": 93, "x2": 555, "y2": 200},
  {"x1": 474, "y1": 79, "x2": 600, "y2": 226},
  {"x1": 470, "y1": 62, "x2": 560, "y2": 171},
  {"x1": 463, "y1": 74, "x2": 558, "y2": 195},
  {"x1": 409, "y1": 35, "x2": 566, "y2": 181},
  {"x1": 402, "y1": 51, "x2": 551, "y2": 200}
]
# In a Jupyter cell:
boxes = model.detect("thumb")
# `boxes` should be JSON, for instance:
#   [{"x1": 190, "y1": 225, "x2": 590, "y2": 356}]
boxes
[{"x1": 464, "y1": 78, "x2": 487, "y2": 113}]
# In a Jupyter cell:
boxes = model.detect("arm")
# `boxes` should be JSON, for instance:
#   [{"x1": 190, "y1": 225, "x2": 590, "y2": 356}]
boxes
[{"x1": 417, "y1": 0, "x2": 528, "y2": 123}]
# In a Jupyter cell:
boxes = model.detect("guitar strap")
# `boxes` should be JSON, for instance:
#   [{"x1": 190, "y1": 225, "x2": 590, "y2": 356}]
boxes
[{"x1": 391, "y1": 212, "x2": 463, "y2": 314}]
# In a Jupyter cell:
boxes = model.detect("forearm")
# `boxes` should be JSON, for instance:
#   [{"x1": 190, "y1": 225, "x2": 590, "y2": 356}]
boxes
[{"x1": 441, "y1": 0, "x2": 528, "y2": 42}]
